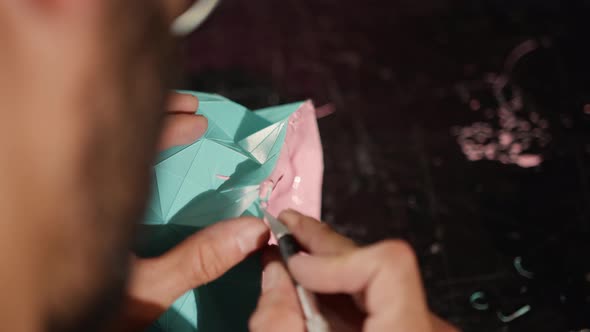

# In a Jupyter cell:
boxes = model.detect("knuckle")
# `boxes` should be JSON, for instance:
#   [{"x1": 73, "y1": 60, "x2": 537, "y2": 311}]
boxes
[
  {"x1": 372, "y1": 240, "x2": 418, "y2": 270},
  {"x1": 180, "y1": 117, "x2": 199, "y2": 139},
  {"x1": 187, "y1": 237, "x2": 224, "y2": 285},
  {"x1": 288, "y1": 214, "x2": 305, "y2": 230},
  {"x1": 248, "y1": 312, "x2": 262, "y2": 331},
  {"x1": 306, "y1": 222, "x2": 336, "y2": 247},
  {"x1": 299, "y1": 215, "x2": 327, "y2": 235},
  {"x1": 316, "y1": 220, "x2": 333, "y2": 232},
  {"x1": 304, "y1": 214, "x2": 322, "y2": 224},
  {"x1": 249, "y1": 309, "x2": 272, "y2": 331}
]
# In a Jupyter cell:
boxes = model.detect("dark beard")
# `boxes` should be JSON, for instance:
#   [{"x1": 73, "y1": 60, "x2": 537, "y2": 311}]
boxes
[
  {"x1": 41, "y1": 0, "x2": 177, "y2": 331},
  {"x1": 44, "y1": 255, "x2": 130, "y2": 332}
]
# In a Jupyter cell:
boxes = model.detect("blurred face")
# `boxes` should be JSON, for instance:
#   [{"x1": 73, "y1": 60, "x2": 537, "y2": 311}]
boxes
[{"x1": 0, "y1": 1, "x2": 176, "y2": 331}]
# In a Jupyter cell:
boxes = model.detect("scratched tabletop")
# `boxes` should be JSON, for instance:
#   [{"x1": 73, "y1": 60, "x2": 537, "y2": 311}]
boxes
[{"x1": 177, "y1": 1, "x2": 590, "y2": 331}]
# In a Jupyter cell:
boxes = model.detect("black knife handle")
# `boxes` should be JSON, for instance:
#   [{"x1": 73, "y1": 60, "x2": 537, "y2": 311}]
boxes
[{"x1": 278, "y1": 234, "x2": 303, "y2": 261}]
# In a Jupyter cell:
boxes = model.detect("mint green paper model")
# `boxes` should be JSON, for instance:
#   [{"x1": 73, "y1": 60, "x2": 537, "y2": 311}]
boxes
[{"x1": 134, "y1": 91, "x2": 303, "y2": 332}]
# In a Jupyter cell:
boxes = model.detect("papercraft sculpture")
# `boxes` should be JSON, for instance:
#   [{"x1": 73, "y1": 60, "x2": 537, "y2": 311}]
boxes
[{"x1": 135, "y1": 91, "x2": 323, "y2": 332}]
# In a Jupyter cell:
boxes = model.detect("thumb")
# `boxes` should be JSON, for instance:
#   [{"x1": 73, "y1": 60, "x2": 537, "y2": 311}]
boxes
[{"x1": 129, "y1": 217, "x2": 269, "y2": 308}]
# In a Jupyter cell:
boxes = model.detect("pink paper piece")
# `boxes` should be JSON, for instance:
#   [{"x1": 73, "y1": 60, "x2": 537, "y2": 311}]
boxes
[{"x1": 261, "y1": 101, "x2": 324, "y2": 242}]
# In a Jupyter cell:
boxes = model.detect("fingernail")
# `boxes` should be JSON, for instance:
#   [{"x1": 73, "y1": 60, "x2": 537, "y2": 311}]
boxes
[
  {"x1": 236, "y1": 221, "x2": 268, "y2": 254},
  {"x1": 278, "y1": 209, "x2": 302, "y2": 227},
  {"x1": 262, "y1": 262, "x2": 279, "y2": 292}
]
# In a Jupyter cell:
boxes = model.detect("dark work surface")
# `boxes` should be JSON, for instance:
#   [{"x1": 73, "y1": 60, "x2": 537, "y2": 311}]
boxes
[{"x1": 177, "y1": 1, "x2": 590, "y2": 331}]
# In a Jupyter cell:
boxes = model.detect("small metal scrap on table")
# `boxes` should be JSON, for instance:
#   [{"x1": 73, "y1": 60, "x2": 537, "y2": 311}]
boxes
[{"x1": 262, "y1": 208, "x2": 331, "y2": 332}]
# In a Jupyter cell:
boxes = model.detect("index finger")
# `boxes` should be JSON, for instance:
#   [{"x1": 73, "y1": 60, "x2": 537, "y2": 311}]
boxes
[
  {"x1": 166, "y1": 92, "x2": 199, "y2": 113},
  {"x1": 278, "y1": 210, "x2": 357, "y2": 255},
  {"x1": 158, "y1": 113, "x2": 207, "y2": 151},
  {"x1": 289, "y1": 241, "x2": 433, "y2": 331}
]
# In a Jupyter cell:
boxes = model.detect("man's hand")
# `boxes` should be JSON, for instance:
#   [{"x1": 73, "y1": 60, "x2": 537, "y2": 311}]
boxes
[
  {"x1": 250, "y1": 210, "x2": 459, "y2": 332},
  {"x1": 107, "y1": 92, "x2": 269, "y2": 331},
  {"x1": 118, "y1": 217, "x2": 269, "y2": 331},
  {"x1": 158, "y1": 92, "x2": 208, "y2": 150}
]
